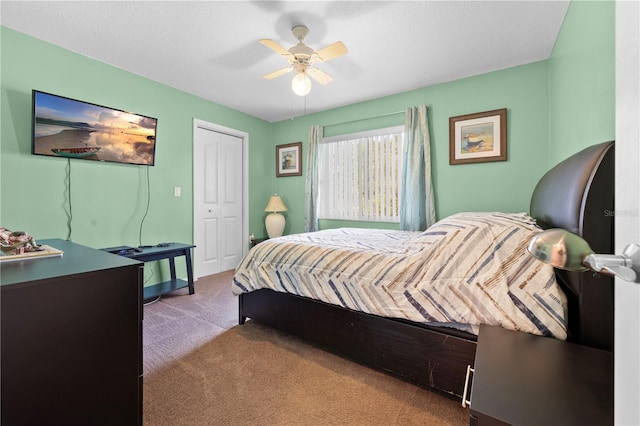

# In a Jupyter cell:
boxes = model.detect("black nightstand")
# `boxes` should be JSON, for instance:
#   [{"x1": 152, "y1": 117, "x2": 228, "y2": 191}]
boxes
[
  {"x1": 468, "y1": 324, "x2": 612, "y2": 425},
  {"x1": 250, "y1": 237, "x2": 267, "y2": 247}
]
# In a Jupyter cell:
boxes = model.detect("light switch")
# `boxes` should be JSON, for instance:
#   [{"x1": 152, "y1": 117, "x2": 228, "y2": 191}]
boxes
[{"x1": 174, "y1": 187, "x2": 181, "y2": 197}]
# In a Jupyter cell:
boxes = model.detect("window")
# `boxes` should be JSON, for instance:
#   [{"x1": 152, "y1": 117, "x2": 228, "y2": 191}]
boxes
[{"x1": 318, "y1": 126, "x2": 404, "y2": 222}]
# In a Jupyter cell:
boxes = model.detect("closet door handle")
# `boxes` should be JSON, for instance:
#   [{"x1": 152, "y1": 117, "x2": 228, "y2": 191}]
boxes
[{"x1": 462, "y1": 365, "x2": 475, "y2": 408}]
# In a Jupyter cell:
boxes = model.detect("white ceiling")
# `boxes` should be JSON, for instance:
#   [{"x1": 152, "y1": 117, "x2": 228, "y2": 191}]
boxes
[{"x1": 1, "y1": 1, "x2": 570, "y2": 123}]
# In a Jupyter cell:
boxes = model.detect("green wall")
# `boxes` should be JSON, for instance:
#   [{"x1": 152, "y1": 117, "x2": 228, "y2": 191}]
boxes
[
  {"x1": 1, "y1": 27, "x2": 272, "y2": 283},
  {"x1": 269, "y1": 0, "x2": 615, "y2": 236},
  {"x1": 548, "y1": 0, "x2": 615, "y2": 164},
  {"x1": 272, "y1": 61, "x2": 551, "y2": 234},
  {"x1": 1, "y1": 0, "x2": 614, "y2": 274}
]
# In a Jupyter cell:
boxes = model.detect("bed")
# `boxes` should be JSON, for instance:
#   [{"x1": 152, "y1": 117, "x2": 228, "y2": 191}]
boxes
[{"x1": 232, "y1": 140, "x2": 615, "y2": 399}]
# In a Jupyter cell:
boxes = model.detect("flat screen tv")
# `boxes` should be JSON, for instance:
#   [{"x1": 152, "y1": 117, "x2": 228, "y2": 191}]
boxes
[{"x1": 32, "y1": 90, "x2": 157, "y2": 166}]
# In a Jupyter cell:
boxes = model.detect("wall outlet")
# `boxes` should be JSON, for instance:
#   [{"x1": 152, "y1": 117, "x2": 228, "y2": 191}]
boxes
[{"x1": 174, "y1": 187, "x2": 181, "y2": 197}]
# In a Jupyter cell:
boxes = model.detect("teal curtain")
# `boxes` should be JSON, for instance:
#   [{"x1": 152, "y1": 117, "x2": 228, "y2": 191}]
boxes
[
  {"x1": 400, "y1": 105, "x2": 436, "y2": 231},
  {"x1": 305, "y1": 125, "x2": 323, "y2": 232}
]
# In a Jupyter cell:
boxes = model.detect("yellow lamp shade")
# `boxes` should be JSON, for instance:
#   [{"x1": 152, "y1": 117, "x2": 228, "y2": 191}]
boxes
[{"x1": 264, "y1": 195, "x2": 288, "y2": 213}]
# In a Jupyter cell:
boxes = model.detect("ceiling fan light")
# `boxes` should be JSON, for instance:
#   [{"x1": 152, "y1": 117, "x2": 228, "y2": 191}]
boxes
[{"x1": 291, "y1": 73, "x2": 312, "y2": 96}]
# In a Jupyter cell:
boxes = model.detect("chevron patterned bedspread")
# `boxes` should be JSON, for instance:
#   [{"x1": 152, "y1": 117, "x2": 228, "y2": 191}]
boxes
[{"x1": 232, "y1": 212, "x2": 568, "y2": 339}]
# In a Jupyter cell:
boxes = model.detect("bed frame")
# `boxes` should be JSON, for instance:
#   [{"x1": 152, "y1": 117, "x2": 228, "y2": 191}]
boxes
[{"x1": 239, "y1": 141, "x2": 615, "y2": 399}]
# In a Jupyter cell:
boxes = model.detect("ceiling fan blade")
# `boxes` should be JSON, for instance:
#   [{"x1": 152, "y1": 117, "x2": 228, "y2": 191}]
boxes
[
  {"x1": 314, "y1": 41, "x2": 348, "y2": 62},
  {"x1": 263, "y1": 67, "x2": 293, "y2": 80},
  {"x1": 307, "y1": 68, "x2": 333, "y2": 85},
  {"x1": 259, "y1": 39, "x2": 293, "y2": 58}
]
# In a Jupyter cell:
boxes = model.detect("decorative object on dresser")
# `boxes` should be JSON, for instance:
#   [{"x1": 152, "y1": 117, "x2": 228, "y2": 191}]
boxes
[
  {"x1": 449, "y1": 108, "x2": 507, "y2": 165},
  {"x1": 1, "y1": 239, "x2": 143, "y2": 426},
  {"x1": 264, "y1": 194, "x2": 288, "y2": 238},
  {"x1": 0, "y1": 227, "x2": 63, "y2": 261},
  {"x1": 234, "y1": 141, "x2": 615, "y2": 399}
]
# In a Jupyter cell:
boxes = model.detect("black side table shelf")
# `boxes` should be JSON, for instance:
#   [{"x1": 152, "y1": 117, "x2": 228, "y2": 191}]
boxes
[{"x1": 102, "y1": 243, "x2": 195, "y2": 302}]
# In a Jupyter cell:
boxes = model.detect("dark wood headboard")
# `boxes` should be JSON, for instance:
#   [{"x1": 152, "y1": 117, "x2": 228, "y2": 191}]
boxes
[{"x1": 530, "y1": 141, "x2": 615, "y2": 351}]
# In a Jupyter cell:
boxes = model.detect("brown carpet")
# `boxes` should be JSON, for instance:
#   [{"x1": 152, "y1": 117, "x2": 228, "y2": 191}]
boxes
[{"x1": 143, "y1": 270, "x2": 469, "y2": 425}]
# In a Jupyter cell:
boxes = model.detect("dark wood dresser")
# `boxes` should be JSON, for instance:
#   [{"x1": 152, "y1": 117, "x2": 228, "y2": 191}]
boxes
[
  {"x1": 468, "y1": 324, "x2": 613, "y2": 425},
  {"x1": 1, "y1": 239, "x2": 143, "y2": 426}
]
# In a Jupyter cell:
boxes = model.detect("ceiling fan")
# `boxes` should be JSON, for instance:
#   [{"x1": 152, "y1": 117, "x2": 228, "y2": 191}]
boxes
[{"x1": 260, "y1": 25, "x2": 348, "y2": 96}]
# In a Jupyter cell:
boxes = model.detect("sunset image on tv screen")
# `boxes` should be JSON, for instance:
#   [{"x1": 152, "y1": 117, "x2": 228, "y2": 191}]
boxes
[{"x1": 32, "y1": 91, "x2": 157, "y2": 166}]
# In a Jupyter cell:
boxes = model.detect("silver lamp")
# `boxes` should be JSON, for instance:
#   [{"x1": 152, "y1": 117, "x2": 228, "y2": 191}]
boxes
[
  {"x1": 264, "y1": 194, "x2": 288, "y2": 238},
  {"x1": 527, "y1": 228, "x2": 640, "y2": 283}
]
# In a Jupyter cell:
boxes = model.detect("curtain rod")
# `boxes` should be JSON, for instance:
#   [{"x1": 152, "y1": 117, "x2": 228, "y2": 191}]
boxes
[
  {"x1": 324, "y1": 110, "x2": 405, "y2": 128},
  {"x1": 324, "y1": 105, "x2": 431, "y2": 128}
]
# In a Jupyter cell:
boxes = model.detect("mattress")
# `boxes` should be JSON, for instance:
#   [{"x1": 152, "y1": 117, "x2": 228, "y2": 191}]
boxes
[{"x1": 232, "y1": 212, "x2": 567, "y2": 339}]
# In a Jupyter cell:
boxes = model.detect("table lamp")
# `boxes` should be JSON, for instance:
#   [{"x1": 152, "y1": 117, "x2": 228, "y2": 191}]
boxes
[{"x1": 264, "y1": 194, "x2": 288, "y2": 238}]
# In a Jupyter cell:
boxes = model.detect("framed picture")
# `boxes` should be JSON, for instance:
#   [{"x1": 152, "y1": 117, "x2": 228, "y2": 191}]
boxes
[
  {"x1": 449, "y1": 108, "x2": 507, "y2": 165},
  {"x1": 276, "y1": 142, "x2": 302, "y2": 177}
]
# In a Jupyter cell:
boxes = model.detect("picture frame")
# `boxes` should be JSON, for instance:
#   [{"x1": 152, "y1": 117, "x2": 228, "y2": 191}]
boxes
[
  {"x1": 449, "y1": 108, "x2": 507, "y2": 165},
  {"x1": 276, "y1": 142, "x2": 302, "y2": 177}
]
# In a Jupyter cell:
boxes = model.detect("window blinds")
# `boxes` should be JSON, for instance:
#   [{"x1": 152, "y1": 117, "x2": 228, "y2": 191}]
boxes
[{"x1": 318, "y1": 126, "x2": 404, "y2": 222}]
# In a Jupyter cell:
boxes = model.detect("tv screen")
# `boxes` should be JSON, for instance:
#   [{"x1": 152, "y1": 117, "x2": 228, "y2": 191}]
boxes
[{"x1": 32, "y1": 90, "x2": 157, "y2": 166}]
